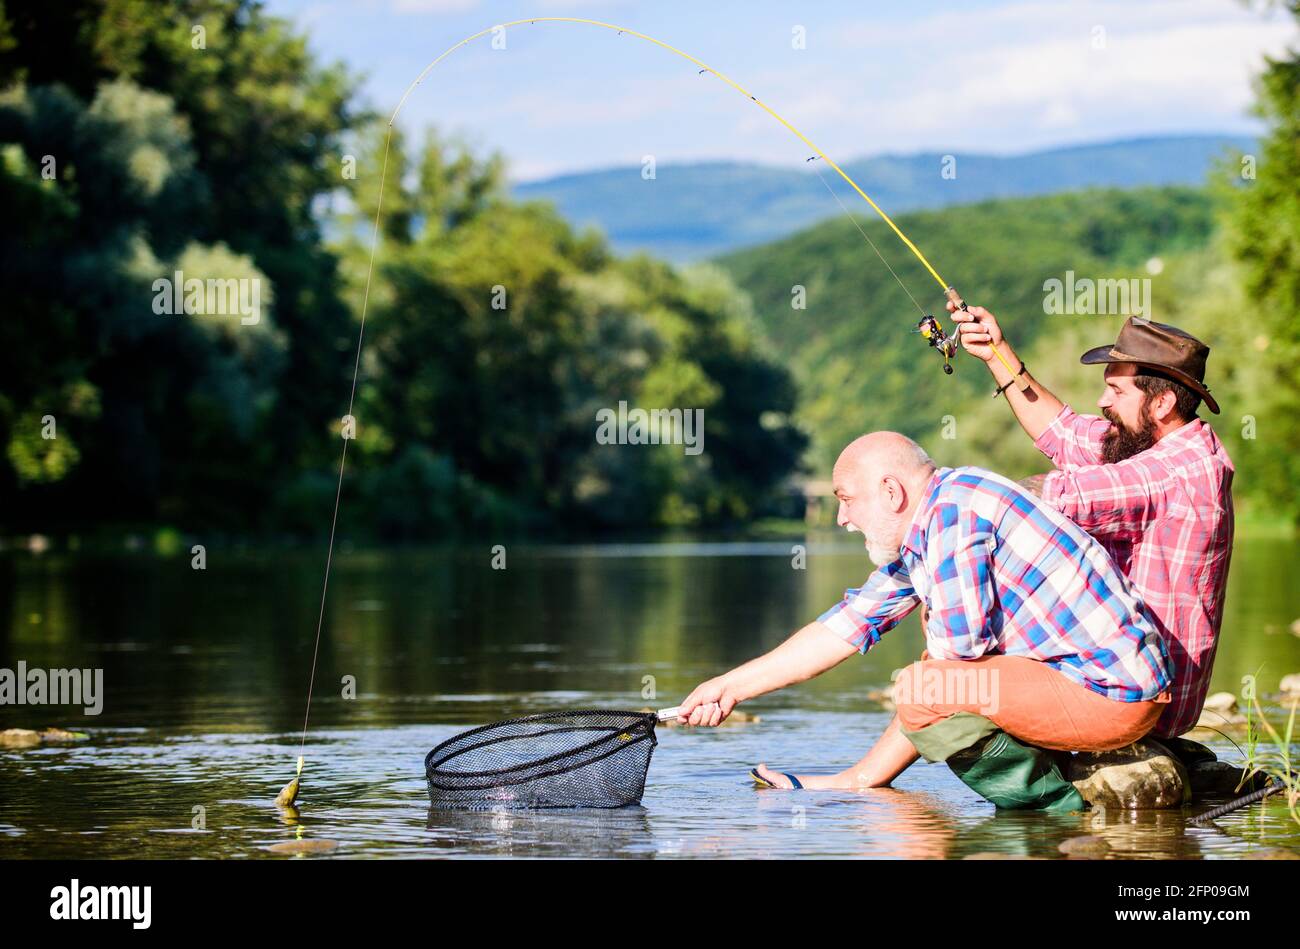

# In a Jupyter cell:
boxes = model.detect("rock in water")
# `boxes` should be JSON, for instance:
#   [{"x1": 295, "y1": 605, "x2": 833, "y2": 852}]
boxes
[
  {"x1": 1068, "y1": 740, "x2": 1189, "y2": 809},
  {"x1": 1202, "y1": 691, "x2": 1238, "y2": 713},
  {"x1": 1279, "y1": 673, "x2": 1300, "y2": 695},
  {"x1": 1059, "y1": 835, "x2": 1111, "y2": 858},
  {"x1": 39, "y1": 728, "x2": 88, "y2": 742},
  {"x1": 0, "y1": 727, "x2": 88, "y2": 748},
  {"x1": 267, "y1": 839, "x2": 337, "y2": 855},
  {"x1": 275, "y1": 776, "x2": 300, "y2": 808},
  {"x1": 0, "y1": 729, "x2": 41, "y2": 748},
  {"x1": 1193, "y1": 691, "x2": 1247, "y2": 730}
]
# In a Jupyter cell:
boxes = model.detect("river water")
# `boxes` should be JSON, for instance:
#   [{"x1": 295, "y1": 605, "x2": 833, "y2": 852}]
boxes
[{"x1": 2, "y1": 535, "x2": 1297, "y2": 858}]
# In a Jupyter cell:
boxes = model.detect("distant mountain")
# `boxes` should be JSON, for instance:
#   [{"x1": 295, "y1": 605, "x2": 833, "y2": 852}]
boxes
[{"x1": 511, "y1": 135, "x2": 1252, "y2": 262}]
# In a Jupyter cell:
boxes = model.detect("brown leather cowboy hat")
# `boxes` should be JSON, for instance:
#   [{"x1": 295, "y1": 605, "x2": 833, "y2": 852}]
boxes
[{"x1": 1080, "y1": 317, "x2": 1219, "y2": 414}]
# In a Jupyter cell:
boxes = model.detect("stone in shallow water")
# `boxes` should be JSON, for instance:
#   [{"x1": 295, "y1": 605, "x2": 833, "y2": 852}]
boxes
[
  {"x1": 0, "y1": 727, "x2": 88, "y2": 748},
  {"x1": 266, "y1": 839, "x2": 338, "y2": 855},
  {"x1": 1279, "y1": 673, "x2": 1300, "y2": 694},
  {"x1": 1068, "y1": 740, "x2": 1188, "y2": 810},
  {"x1": 865, "y1": 689, "x2": 896, "y2": 711},
  {"x1": 1202, "y1": 691, "x2": 1238, "y2": 713},
  {"x1": 962, "y1": 851, "x2": 1048, "y2": 860},
  {"x1": 1192, "y1": 694, "x2": 1248, "y2": 730},
  {"x1": 39, "y1": 728, "x2": 88, "y2": 742},
  {"x1": 0, "y1": 729, "x2": 41, "y2": 748},
  {"x1": 1059, "y1": 835, "x2": 1110, "y2": 858}
]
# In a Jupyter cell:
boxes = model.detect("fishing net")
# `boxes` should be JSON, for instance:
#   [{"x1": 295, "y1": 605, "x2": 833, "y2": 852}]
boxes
[{"x1": 425, "y1": 710, "x2": 659, "y2": 809}]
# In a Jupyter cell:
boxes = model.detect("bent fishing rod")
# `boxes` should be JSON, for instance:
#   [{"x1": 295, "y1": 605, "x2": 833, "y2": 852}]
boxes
[{"x1": 389, "y1": 17, "x2": 1028, "y2": 384}]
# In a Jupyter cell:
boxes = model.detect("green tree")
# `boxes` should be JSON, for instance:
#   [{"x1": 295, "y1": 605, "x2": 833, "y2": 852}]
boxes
[
  {"x1": 1229, "y1": 0, "x2": 1300, "y2": 523},
  {"x1": 338, "y1": 126, "x2": 806, "y2": 535},
  {"x1": 0, "y1": 1, "x2": 359, "y2": 531}
]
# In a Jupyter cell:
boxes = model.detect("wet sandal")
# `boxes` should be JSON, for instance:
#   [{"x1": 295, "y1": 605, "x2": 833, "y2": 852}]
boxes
[{"x1": 751, "y1": 767, "x2": 803, "y2": 789}]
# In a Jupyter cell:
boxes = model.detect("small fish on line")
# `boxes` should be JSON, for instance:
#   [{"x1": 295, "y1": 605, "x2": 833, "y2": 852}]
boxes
[{"x1": 275, "y1": 754, "x2": 305, "y2": 807}]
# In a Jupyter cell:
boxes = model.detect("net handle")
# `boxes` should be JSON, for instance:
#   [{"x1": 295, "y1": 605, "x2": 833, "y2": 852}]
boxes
[{"x1": 655, "y1": 702, "x2": 718, "y2": 722}]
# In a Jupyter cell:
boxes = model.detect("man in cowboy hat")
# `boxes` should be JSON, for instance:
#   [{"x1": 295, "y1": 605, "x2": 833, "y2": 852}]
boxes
[{"x1": 950, "y1": 306, "x2": 1234, "y2": 759}]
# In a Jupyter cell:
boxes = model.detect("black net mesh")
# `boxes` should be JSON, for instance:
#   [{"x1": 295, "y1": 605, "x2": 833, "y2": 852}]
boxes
[{"x1": 425, "y1": 710, "x2": 659, "y2": 810}]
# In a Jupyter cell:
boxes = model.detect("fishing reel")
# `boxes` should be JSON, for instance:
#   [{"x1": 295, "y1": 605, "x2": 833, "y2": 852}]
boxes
[{"x1": 915, "y1": 314, "x2": 957, "y2": 375}]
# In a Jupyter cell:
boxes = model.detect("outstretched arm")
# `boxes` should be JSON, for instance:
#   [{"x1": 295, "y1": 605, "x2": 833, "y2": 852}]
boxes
[
  {"x1": 678, "y1": 561, "x2": 920, "y2": 725},
  {"x1": 948, "y1": 302, "x2": 1064, "y2": 441},
  {"x1": 675, "y1": 621, "x2": 858, "y2": 726}
]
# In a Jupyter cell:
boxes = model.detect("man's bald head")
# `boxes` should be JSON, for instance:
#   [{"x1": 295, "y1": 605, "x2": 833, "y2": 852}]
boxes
[
  {"x1": 833, "y1": 432, "x2": 934, "y2": 494},
  {"x1": 831, "y1": 432, "x2": 936, "y2": 566}
]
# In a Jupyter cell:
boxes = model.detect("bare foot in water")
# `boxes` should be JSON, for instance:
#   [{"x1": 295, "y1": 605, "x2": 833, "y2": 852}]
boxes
[{"x1": 752, "y1": 762, "x2": 868, "y2": 790}]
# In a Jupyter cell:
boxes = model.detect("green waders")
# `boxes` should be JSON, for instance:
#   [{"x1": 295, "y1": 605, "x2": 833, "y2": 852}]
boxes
[{"x1": 902, "y1": 711, "x2": 1085, "y2": 814}]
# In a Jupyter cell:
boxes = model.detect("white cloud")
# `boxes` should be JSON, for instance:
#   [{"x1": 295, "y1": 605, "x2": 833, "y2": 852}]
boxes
[{"x1": 798, "y1": 2, "x2": 1298, "y2": 154}]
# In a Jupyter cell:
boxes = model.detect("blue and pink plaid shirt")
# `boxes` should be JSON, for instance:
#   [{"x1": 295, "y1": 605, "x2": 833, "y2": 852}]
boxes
[{"x1": 819, "y1": 466, "x2": 1172, "y2": 702}]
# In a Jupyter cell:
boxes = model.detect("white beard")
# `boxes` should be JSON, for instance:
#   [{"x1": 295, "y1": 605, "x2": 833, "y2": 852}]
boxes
[{"x1": 866, "y1": 542, "x2": 902, "y2": 567}]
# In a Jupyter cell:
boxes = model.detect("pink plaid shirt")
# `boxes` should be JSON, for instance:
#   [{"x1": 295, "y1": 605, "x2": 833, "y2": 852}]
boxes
[{"x1": 1034, "y1": 407, "x2": 1234, "y2": 738}]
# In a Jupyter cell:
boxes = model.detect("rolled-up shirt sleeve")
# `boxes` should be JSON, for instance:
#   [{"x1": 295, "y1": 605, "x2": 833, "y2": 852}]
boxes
[
  {"x1": 1040, "y1": 457, "x2": 1161, "y2": 536},
  {"x1": 818, "y1": 559, "x2": 920, "y2": 654},
  {"x1": 1034, "y1": 405, "x2": 1110, "y2": 469}
]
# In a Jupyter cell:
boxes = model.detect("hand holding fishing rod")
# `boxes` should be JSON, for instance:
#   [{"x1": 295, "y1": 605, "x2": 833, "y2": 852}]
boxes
[{"x1": 945, "y1": 291, "x2": 1032, "y2": 396}]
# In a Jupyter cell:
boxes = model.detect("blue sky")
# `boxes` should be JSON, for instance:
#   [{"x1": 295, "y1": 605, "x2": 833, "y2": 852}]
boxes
[{"x1": 268, "y1": 0, "x2": 1298, "y2": 182}]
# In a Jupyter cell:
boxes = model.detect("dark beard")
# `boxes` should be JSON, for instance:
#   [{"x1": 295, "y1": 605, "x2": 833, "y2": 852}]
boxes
[{"x1": 1100, "y1": 405, "x2": 1158, "y2": 463}]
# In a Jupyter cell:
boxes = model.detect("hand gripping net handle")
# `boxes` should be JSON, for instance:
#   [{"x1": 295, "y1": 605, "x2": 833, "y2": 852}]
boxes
[{"x1": 655, "y1": 702, "x2": 718, "y2": 721}]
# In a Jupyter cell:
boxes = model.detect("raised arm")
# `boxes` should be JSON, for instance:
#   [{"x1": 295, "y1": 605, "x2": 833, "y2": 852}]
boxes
[{"x1": 948, "y1": 302, "x2": 1064, "y2": 441}]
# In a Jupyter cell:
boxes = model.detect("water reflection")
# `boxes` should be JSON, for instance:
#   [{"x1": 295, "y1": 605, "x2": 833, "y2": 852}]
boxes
[{"x1": 426, "y1": 807, "x2": 656, "y2": 858}]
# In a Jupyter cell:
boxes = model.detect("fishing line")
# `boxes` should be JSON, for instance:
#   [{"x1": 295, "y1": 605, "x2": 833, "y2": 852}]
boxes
[
  {"x1": 287, "y1": 132, "x2": 393, "y2": 798},
  {"x1": 807, "y1": 157, "x2": 928, "y2": 318}
]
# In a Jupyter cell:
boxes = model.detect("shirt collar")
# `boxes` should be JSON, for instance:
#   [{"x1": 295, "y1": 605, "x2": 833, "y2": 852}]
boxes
[
  {"x1": 1148, "y1": 417, "x2": 1206, "y2": 454},
  {"x1": 899, "y1": 467, "x2": 948, "y2": 560}
]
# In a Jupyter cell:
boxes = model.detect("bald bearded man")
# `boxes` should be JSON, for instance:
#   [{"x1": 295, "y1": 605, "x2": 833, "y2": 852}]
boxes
[{"x1": 676, "y1": 432, "x2": 1172, "y2": 812}]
